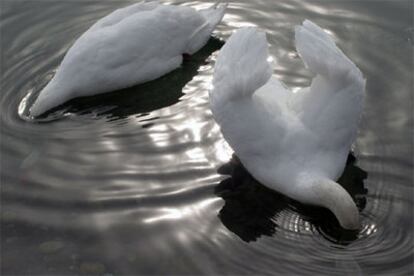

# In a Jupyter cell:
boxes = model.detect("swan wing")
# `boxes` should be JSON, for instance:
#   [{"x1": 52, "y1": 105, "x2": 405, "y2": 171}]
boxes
[
  {"x1": 211, "y1": 28, "x2": 272, "y2": 104},
  {"x1": 210, "y1": 28, "x2": 291, "y2": 176},
  {"x1": 90, "y1": 1, "x2": 159, "y2": 30},
  {"x1": 294, "y1": 20, "x2": 366, "y2": 150},
  {"x1": 52, "y1": 4, "x2": 198, "y2": 94}
]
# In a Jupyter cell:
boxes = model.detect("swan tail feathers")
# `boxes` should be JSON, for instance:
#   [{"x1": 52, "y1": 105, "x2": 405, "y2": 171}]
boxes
[
  {"x1": 211, "y1": 28, "x2": 272, "y2": 102},
  {"x1": 199, "y1": 1, "x2": 228, "y2": 31},
  {"x1": 185, "y1": 2, "x2": 227, "y2": 54},
  {"x1": 295, "y1": 20, "x2": 364, "y2": 83}
]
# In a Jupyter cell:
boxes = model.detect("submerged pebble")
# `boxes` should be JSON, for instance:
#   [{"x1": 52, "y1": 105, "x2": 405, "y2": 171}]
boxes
[
  {"x1": 39, "y1": 241, "x2": 64, "y2": 254},
  {"x1": 80, "y1": 262, "x2": 106, "y2": 274}
]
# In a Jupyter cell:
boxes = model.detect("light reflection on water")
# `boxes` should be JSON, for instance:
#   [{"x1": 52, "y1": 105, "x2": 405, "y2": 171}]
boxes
[{"x1": 1, "y1": 0, "x2": 413, "y2": 275}]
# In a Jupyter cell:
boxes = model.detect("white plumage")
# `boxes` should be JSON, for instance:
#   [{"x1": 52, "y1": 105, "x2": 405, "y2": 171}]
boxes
[
  {"x1": 210, "y1": 21, "x2": 366, "y2": 229},
  {"x1": 30, "y1": 1, "x2": 227, "y2": 116}
]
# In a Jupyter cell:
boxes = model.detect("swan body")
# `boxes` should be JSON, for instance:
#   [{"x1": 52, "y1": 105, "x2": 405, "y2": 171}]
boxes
[
  {"x1": 210, "y1": 21, "x2": 365, "y2": 229},
  {"x1": 30, "y1": 1, "x2": 227, "y2": 116}
]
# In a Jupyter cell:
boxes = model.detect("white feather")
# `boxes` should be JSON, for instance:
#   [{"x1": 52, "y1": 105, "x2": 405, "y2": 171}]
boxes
[
  {"x1": 30, "y1": 1, "x2": 227, "y2": 116},
  {"x1": 210, "y1": 21, "x2": 366, "y2": 229}
]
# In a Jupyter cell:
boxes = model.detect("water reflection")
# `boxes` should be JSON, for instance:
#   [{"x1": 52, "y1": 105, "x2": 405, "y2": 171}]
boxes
[
  {"x1": 215, "y1": 153, "x2": 368, "y2": 244},
  {"x1": 143, "y1": 197, "x2": 221, "y2": 224}
]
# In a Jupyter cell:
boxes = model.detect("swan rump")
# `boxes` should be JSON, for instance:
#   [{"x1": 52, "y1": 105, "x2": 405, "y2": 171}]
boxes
[
  {"x1": 210, "y1": 21, "x2": 365, "y2": 229},
  {"x1": 30, "y1": 1, "x2": 227, "y2": 116}
]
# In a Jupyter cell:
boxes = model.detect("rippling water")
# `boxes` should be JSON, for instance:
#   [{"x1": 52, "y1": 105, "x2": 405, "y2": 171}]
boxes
[{"x1": 1, "y1": 0, "x2": 413, "y2": 275}]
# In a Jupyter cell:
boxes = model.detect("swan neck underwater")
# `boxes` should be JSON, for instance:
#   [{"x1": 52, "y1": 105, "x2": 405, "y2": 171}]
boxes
[
  {"x1": 299, "y1": 178, "x2": 360, "y2": 229},
  {"x1": 210, "y1": 21, "x2": 365, "y2": 230}
]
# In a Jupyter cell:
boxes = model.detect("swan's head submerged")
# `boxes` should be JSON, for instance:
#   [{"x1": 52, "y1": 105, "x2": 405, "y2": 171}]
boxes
[
  {"x1": 301, "y1": 178, "x2": 360, "y2": 230},
  {"x1": 29, "y1": 79, "x2": 68, "y2": 117}
]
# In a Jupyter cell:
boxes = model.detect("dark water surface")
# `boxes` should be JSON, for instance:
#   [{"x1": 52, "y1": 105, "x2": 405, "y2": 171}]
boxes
[{"x1": 1, "y1": 0, "x2": 413, "y2": 275}]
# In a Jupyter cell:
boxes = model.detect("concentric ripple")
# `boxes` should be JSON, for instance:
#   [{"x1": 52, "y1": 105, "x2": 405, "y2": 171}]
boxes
[{"x1": 1, "y1": 0, "x2": 413, "y2": 275}]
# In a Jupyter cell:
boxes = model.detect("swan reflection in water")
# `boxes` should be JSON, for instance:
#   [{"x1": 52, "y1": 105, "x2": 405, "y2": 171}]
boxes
[
  {"x1": 27, "y1": 37, "x2": 223, "y2": 120},
  {"x1": 215, "y1": 153, "x2": 368, "y2": 244}
]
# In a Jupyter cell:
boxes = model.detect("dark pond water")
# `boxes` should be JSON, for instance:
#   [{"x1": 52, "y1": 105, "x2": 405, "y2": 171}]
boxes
[{"x1": 1, "y1": 0, "x2": 413, "y2": 275}]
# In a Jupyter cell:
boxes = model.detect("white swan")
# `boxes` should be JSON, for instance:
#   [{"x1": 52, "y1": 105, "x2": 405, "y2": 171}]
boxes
[
  {"x1": 210, "y1": 21, "x2": 366, "y2": 230},
  {"x1": 30, "y1": 1, "x2": 227, "y2": 116}
]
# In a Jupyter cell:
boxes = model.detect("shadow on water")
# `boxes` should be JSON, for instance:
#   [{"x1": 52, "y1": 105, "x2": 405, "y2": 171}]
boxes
[
  {"x1": 215, "y1": 153, "x2": 368, "y2": 244},
  {"x1": 36, "y1": 37, "x2": 223, "y2": 120}
]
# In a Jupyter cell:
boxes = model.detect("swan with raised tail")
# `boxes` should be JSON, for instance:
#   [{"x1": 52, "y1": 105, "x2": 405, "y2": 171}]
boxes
[
  {"x1": 210, "y1": 21, "x2": 366, "y2": 230},
  {"x1": 30, "y1": 1, "x2": 227, "y2": 116}
]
